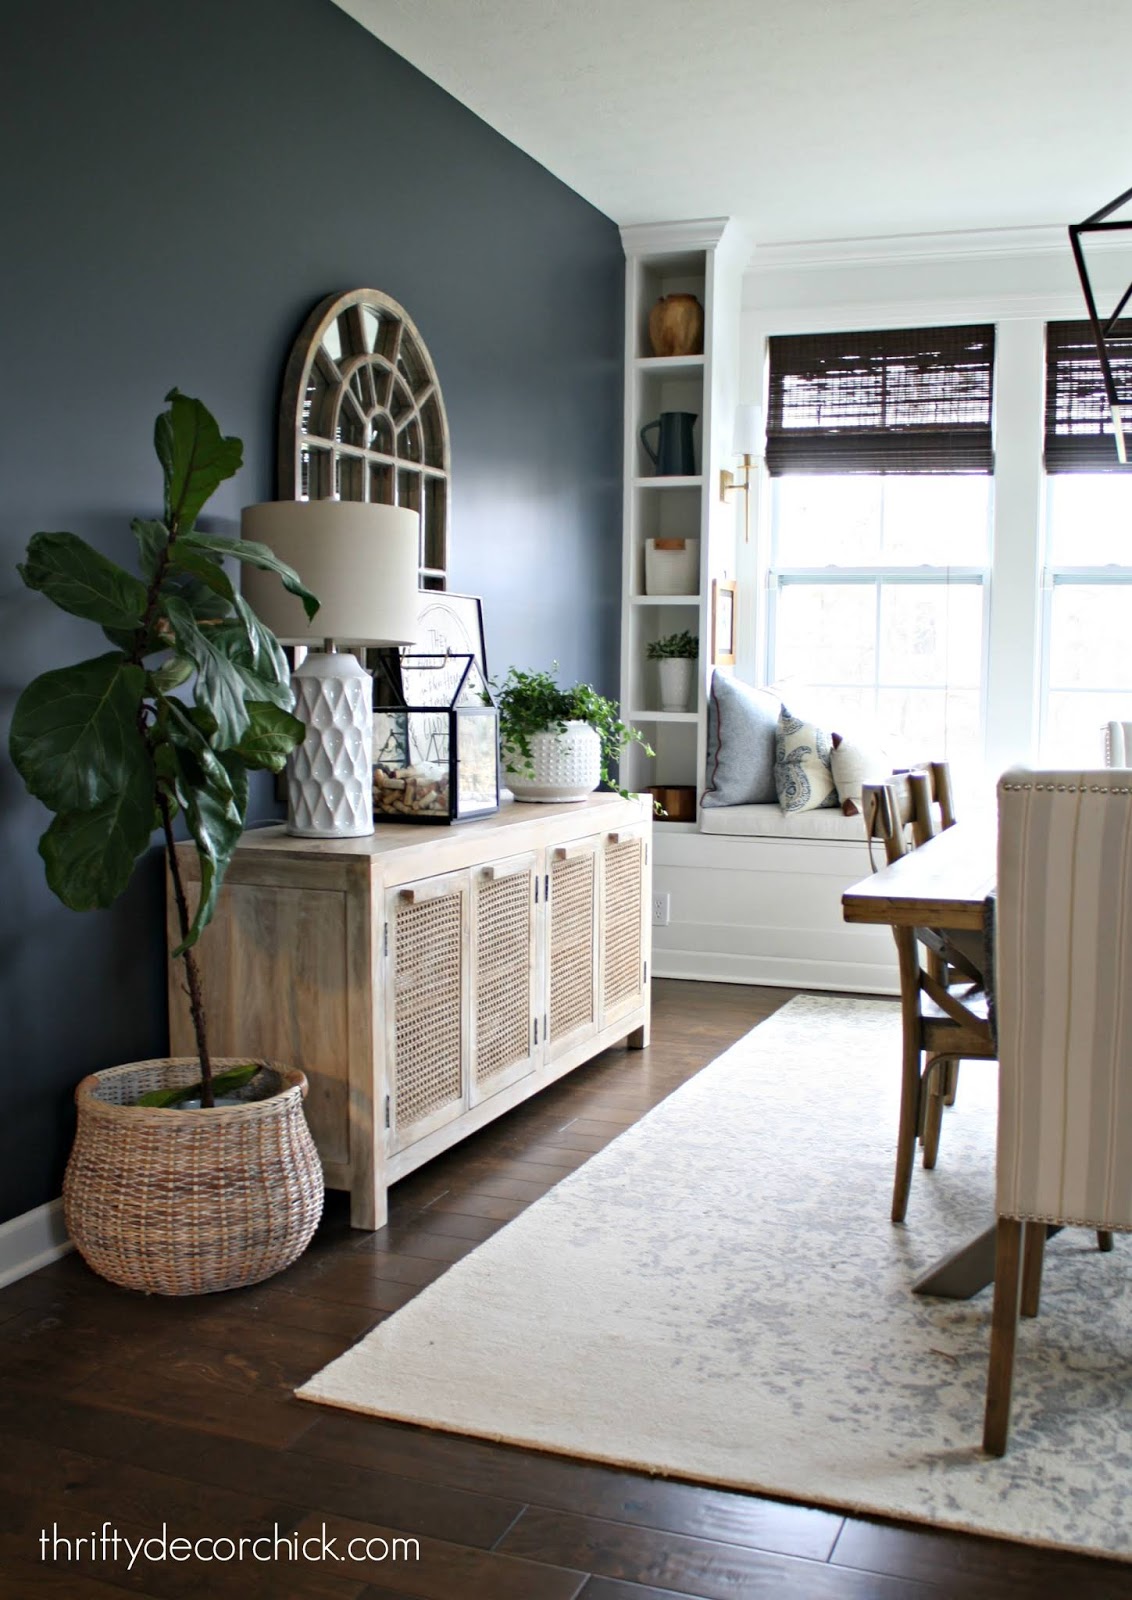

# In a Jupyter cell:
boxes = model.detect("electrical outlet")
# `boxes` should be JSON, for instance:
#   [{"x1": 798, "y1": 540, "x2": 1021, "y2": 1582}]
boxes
[{"x1": 652, "y1": 892, "x2": 670, "y2": 927}]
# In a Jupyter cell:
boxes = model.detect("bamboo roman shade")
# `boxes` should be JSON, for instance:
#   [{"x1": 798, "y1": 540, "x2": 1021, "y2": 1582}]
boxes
[
  {"x1": 766, "y1": 324, "x2": 996, "y2": 475},
  {"x1": 1044, "y1": 319, "x2": 1132, "y2": 472}
]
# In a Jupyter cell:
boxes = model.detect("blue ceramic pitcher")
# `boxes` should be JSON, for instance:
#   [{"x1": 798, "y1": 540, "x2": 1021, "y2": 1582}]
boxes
[{"x1": 640, "y1": 411, "x2": 697, "y2": 476}]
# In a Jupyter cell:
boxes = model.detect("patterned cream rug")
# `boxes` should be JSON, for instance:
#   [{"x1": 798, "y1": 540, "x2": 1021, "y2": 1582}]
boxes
[{"x1": 298, "y1": 996, "x2": 1132, "y2": 1560}]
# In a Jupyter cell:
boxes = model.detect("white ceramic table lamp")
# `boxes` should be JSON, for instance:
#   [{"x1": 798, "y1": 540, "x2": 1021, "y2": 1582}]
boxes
[{"x1": 241, "y1": 501, "x2": 420, "y2": 838}]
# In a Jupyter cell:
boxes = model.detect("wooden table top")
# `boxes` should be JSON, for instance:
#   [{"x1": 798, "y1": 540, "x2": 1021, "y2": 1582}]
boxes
[{"x1": 841, "y1": 821, "x2": 996, "y2": 932}]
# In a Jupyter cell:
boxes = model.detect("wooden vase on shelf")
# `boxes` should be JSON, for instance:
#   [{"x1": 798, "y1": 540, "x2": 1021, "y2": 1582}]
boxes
[{"x1": 648, "y1": 294, "x2": 704, "y2": 357}]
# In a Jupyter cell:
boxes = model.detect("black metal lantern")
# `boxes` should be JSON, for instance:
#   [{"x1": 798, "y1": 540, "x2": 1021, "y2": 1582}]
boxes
[
  {"x1": 1069, "y1": 184, "x2": 1132, "y2": 463},
  {"x1": 371, "y1": 652, "x2": 500, "y2": 824}
]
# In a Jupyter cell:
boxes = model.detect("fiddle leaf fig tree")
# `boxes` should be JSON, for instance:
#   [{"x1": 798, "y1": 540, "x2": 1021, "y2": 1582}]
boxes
[{"x1": 8, "y1": 391, "x2": 318, "y2": 1107}]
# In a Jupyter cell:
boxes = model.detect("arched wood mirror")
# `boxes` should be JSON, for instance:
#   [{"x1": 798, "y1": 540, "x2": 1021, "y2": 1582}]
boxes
[{"x1": 278, "y1": 288, "x2": 451, "y2": 589}]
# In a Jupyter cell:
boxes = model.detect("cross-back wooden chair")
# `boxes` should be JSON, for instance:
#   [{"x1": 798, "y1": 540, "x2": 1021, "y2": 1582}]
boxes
[
  {"x1": 984, "y1": 769, "x2": 1129, "y2": 1454},
  {"x1": 863, "y1": 764, "x2": 996, "y2": 1224}
]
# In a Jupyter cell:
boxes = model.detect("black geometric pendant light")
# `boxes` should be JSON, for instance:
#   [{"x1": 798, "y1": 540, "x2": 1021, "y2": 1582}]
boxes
[{"x1": 1069, "y1": 184, "x2": 1132, "y2": 463}]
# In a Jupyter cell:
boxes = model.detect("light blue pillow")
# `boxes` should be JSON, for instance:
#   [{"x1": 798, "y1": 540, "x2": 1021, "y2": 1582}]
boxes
[{"x1": 702, "y1": 673, "x2": 780, "y2": 807}]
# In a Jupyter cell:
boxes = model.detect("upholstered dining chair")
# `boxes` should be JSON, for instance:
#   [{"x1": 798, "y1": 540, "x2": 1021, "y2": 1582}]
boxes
[
  {"x1": 1104, "y1": 720, "x2": 1132, "y2": 766},
  {"x1": 983, "y1": 769, "x2": 1131, "y2": 1455},
  {"x1": 863, "y1": 764, "x2": 996, "y2": 1224}
]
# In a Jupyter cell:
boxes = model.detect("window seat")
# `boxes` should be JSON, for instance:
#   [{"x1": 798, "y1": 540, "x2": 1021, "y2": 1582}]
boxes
[
  {"x1": 651, "y1": 810, "x2": 897, "y2": 995},
  {"x1": 699, "y1": 803, "x2": 865, "y2": 842}
]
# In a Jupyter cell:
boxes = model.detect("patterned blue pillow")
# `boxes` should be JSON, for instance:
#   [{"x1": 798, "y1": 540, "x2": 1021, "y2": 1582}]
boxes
[{"x1": 775, "y1": 706, "x2": 838, "y2": 813}]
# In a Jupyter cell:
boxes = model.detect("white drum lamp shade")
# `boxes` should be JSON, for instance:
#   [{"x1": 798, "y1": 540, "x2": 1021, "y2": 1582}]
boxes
[{"x1": 240, "y1": 501, "x2": 420, "y2": 839}]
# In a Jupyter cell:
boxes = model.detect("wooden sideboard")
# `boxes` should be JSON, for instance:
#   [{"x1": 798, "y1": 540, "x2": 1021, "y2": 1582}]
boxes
[{"x1": 168, "y1": 794, "x2": 652, "y2": 1228}]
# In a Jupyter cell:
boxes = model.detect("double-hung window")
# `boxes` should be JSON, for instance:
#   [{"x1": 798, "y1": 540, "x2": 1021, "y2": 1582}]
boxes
[
  {"x1": 1041, "y1": 320, "x2": 1132, "y2": 763},
  {"x1": 764, "y1": 325, "x2": 994, "y2": 768}
]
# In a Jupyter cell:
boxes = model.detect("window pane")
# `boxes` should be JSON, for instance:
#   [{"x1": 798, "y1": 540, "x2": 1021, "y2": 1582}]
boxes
[
  {"x1": 1048, "y1": 586, "x2": 1132, "y2": 691},
  {"x1": 774, "y1": 583, "x2": 876, "y2": 687},
  {"x1": 774, "y1": 475, "x2": 989, "y2": 568},
  {"x1": 1043, "y1": 691, "x2": 1132, "y2": 766},
  {"x1": 879, "y1": 477, "x2": 989, "y2": 565},
  {"x1": 875, "y1": 688, "x2": 982, "y2": 769},
  {"x1": 879, "y1": 584, "x2": 983, "y2": 688},
  {"x1": 1047, "y1": 476, "x2": 1132, "y2": 567},
  {"x1": 774, "y1": 477, "x2": 882, "y2": 566}
]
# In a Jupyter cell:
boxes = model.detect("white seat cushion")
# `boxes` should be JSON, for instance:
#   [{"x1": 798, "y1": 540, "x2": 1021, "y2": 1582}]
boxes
[{"x1": 699, "y1": 803, "x2": 866, "y2": 841}]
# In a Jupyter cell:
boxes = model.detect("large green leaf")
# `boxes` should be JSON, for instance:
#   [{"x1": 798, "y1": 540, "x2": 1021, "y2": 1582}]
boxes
[
  {"x1": 181, "y1": 532, "x2": 320, "y2": 622},
  {"x1": 232, "y1": 701, "x2": 305, "y2": 773},
  {"x1": 148, "y1": 656, "x2": 194, "y2": 694},
  {"x1": 38, "y1": 766, "x2": 155, "y2": 911},
  {"x1": 18, "y1": 531, "x2": 148, "y2": 632},
  {"x1": 154, "y1": 391, "x2": 242, "y2": 533},
  {"x1": 164, "y1": 598, "x2": 252, "y2": 749},
  {"x1": 233, "y1": 593, "x2": 289, "y2": 686},
  {"x1": 9, "y1": 653, "x2": 149, "y2": 812},
  {"x1": 204, "y1": 619, "x2": 294, "y2": 713},
  {"x1": 162, "y1": 698, "x2": 240, "y2": 812},
  {"x1": 166, "y1": 542, "x2": 237, "y2": 605},
  {"x1": 174, "y1": 753, "x2": 248, "y2": 952},
  {"x1": 131, "y1": 518, "x2": 169, "y2": 582}
]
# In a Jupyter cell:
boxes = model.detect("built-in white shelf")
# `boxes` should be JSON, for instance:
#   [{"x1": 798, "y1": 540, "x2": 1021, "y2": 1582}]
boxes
[
  {"x1": 634, "y1": 355, "x2": 705, "y2": 376},
  {"x1": 627, "y1": 709, "x2": 699, "y2": 723},
  {"x1": 632, "y1": 475, "x2": 703, "y2": 490},
  {"x1": 630, "y1": 594, "x2": 700, "y2": 606}
]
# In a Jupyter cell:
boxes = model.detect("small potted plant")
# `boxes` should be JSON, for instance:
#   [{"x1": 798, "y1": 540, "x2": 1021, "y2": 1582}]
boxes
[
  {"x1": 9, "y1": 390, "x2": 325, "y2": 1296},
  {"x1": 494, "y1": 665, "x2": 653, "y2": 802},
  {"x1": 647, "y1": 629, "x2": 699, "y2": 711}
]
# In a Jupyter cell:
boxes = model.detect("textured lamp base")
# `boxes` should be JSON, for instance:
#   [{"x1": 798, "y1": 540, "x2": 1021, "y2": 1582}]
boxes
[{"x1": 287, "y1": 651, "x2": 374, "y2": 838}]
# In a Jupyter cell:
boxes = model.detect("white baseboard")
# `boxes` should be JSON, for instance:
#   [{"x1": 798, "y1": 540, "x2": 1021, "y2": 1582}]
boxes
[
  {"x1": 652, "y1": 948, "x2": 899, "y2": 995},
  {"x1": 0, "y1": 1198, "x2": 72, "y2": 1288}
]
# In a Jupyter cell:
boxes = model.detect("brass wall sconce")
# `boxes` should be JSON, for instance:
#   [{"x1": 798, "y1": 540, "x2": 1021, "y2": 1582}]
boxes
[
  {"x1": 1069, "y1": 184, "x2": 1132, "y2": 463},
  {"x1": 719, "y1": 403, "x2": 764, "y2": 541}
]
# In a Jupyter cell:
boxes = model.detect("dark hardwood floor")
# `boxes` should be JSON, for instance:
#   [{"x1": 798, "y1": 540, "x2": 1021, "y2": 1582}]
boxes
[{"x1": 1, "y1": 980, "x2": 1128, "y2": 1599}]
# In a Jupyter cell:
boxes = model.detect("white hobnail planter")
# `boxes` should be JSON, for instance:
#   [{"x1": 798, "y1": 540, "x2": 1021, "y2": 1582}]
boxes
[
  {"x1": 657, "y1": 657, "x2": 696, "y2": 712},
  {"x1": 504, "y1": 721, "x2": 601, "y2": 803}
]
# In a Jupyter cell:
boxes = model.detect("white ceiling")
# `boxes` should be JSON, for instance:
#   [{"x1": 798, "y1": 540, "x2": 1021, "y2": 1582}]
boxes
[{"x1": 335, "y1": 0, "x2": 1132, "y2": 246}]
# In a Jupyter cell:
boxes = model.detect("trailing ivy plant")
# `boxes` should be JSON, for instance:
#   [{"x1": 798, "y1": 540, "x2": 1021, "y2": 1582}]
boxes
[
  {"x1": 8, "y1": 391, "x2": 318, "y2": 1108},
  {"x1": 646, "y1": 629, "x2": 698, "y2": 660},
  {"x1": 492, "y1": 664, "x2": 653, "y2": 799}
]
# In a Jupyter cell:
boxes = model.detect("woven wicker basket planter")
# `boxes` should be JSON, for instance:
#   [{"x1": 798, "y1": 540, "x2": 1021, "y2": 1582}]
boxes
[
  {"x1": 504, "y1": 721, "x2": 601, "y2": 803},
  {"x1": 64, "y1": 1058, "x2": 324, "y2": 1296}
]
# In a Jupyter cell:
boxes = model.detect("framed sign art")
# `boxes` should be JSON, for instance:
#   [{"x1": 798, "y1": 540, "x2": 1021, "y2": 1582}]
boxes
[{"x1": 711, "y1": 579, "x2": 737, "y2": 666}]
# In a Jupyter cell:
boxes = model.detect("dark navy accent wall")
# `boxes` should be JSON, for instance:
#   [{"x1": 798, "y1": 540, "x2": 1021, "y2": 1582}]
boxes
[{"x1": 0, "y1": 0, "x2": 623, "y2": 1222}]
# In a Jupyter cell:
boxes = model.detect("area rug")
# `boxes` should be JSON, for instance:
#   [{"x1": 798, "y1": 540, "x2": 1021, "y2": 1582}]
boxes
[{"x1": 298, "y1": 996, "x2": 1132, "y2": 1560}]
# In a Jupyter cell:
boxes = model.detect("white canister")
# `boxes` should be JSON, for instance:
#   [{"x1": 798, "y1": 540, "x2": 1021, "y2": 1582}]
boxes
[{"x1": 644, "y1": 539, "x2": 699, "y2": 596}]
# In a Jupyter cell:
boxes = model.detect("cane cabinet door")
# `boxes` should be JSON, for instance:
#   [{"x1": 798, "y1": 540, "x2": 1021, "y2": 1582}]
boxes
[
  {"x1": 469, "y1": 853, "x2": 540, "y2": 1105},
  {"x1": 599, "y1": 823, "x2": 649, "y2": 1029},
  {"x1": 546, "y1": 836, "x2": 600, "y2": 1057},
  {"x1": 384, "y1": 870, "x2": 469, "y2": 1153}
]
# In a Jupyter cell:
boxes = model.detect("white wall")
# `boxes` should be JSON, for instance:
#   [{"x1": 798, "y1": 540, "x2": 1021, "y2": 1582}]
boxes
[{"x1": 735, "y1": 226, "x2": 1131, "y2": 784}]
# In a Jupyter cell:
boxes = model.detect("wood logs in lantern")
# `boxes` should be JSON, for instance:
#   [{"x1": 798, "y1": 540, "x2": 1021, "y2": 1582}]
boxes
[{"x1": 648, "y1": 295, "x2": 704, "y2": 357}]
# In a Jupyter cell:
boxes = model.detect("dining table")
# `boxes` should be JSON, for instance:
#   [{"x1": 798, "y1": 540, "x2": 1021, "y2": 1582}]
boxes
[{"x1": 842, "y1": 820, "x2": 999, "y2": 1299}]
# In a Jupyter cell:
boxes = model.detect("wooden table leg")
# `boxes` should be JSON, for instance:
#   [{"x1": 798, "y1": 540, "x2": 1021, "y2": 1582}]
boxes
[
  {"x1": 914, "y1": 1223, "x2": 1064, "y2": 1299},
  {"x1": 913, "y1": 1224, "x2": 997, "y2": 1298}
]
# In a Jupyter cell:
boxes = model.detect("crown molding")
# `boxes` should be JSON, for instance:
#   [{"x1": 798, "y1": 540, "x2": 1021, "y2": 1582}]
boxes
[
  {"x1": 620, "y1": 217, "x2": 730, "y2": 259},
  {"x1": 743, "y1": 224, "x2": 1131, "y2": 275},
  {"x1": 741, "y1": 288, "x2": 1094, "y2": 329}
]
